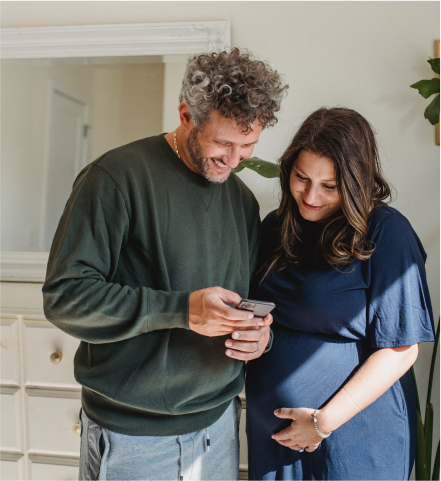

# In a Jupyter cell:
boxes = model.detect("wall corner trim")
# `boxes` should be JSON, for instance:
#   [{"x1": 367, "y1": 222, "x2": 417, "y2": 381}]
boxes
[{"x1": 0, "y1": 252, "x2": 49, "y2": 282}]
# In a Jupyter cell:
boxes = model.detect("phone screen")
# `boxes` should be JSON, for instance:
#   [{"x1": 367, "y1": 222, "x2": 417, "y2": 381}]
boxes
[{"x1": 237, "y1": 299, "x2": 275, "y2": 318}]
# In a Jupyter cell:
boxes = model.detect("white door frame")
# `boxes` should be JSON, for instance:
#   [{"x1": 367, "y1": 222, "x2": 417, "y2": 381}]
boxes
[{"x1": 39, "y1": 81, "x2": 90, "y2": 251}]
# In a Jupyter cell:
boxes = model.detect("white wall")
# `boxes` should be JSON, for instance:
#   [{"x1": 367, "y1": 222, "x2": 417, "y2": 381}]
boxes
[{"x1": 1, "y1": 0, "x2": 439, "y2": 470}]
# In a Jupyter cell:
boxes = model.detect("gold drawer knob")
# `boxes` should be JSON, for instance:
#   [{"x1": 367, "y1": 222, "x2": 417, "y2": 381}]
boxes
[
  {"x1": 50, "y1": 351, "x2": 63, "y2": 364},
  {"x1": 72, "y1": 421, "x2": 81, "y2": 435}
]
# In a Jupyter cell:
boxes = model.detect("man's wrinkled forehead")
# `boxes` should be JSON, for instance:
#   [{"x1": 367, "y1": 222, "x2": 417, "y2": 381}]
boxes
[{"x1": 199, "y1": 108, "x2": 263, "y2": 139}]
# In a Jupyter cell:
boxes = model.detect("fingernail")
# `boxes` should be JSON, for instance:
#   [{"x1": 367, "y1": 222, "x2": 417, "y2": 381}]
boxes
[
  {"x1": 248, "y1": 313, "x2": 254, "y2": 319},
  {"x1": 274, "y1": 409, "x2": 279, "y2": 415},
  {"x1": 232, "y1": 332, "x2": 240, "y2": 339},
  {"x1": 258, "y1": 320, "x2": 264, "y2": 326},
  {"x1": 226, "y1": 350, "x2": 232, "y2": 356},
  {"x1": 253, "y1": 326, "x2": 260, "y2": 330},
  {"x1": 226, "y1": 341, "x2": 233, "y2": 347}
]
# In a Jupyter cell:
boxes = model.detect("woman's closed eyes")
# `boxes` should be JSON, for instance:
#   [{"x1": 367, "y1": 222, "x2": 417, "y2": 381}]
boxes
[{"x1": 295, "y1": 173, "x2": 337, "y2": 190}]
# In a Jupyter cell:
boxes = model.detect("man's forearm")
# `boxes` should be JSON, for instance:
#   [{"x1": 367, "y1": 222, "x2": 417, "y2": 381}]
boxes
[{"x1": 43, "y1": 273, "x2": 190, "y2": 343}]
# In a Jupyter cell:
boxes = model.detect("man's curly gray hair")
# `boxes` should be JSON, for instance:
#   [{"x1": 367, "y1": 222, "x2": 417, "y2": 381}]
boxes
[{"x1": 179, "y1": 48, "x2": 289, "y2": 133}]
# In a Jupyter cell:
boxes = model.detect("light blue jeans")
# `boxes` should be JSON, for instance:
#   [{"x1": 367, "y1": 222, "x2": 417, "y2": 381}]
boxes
[{"x1": 78, "y1": 399, "x2": 241, "y2": 481}]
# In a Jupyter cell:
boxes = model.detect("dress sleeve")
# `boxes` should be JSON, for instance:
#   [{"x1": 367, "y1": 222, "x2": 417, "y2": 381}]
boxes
[{"x1": 367, "y1": 210, "x2": 435, "y2": 348}]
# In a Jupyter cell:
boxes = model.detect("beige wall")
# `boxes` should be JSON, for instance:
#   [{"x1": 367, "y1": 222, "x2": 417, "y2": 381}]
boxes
[
  {"x1": 1, "y1": 60, "x2": 44, "y2": 251},
  {"x1": 90, "y1": 62, "x2": 164, "y2": 160},
  {"x1": 162, "y1": 56, "x2": 188, "y2": 134},
  {"x1": 1, "y1": 0, "x2": 439, "y2": 470}
]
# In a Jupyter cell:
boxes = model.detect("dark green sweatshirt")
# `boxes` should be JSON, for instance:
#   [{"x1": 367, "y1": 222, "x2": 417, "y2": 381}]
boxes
[{"x1": 42, "y1": 134, "x2": 260, "y2": 436}]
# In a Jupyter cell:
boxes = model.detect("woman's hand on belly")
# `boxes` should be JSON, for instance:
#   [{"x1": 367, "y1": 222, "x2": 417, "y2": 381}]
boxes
[
  {"x1": 270, "y1": 344, "x2": 419, "y2": 453},
  {"x1": 271, "y1": 408, "x2": 323, "y2": 452}
]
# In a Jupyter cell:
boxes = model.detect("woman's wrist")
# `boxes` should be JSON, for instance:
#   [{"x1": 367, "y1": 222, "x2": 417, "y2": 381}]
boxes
[{"x1": 314, "y1": 408, "x2": 335, "y2": 436}]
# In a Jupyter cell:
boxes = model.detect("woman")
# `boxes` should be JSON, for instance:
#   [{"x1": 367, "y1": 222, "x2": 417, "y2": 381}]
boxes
[{"x1": 245, "y1": 107, "x2": 435, "y2": 480}]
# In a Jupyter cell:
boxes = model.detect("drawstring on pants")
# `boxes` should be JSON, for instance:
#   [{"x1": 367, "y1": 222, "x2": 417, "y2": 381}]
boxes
[
  {"x1": 204, "y1": 428, "x2": 211, "y2": 452},
  {"x1": 178, "y1": 435, "x2": 184, "y2": 481},
  {"x1": 178, "y1": 427, "x2": 211, "y2": 480}
]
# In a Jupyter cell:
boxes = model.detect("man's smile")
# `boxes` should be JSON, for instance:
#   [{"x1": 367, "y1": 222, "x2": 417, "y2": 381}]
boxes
[{"x1": 211, "y1": 158, "x2": 230, "y2": 170}]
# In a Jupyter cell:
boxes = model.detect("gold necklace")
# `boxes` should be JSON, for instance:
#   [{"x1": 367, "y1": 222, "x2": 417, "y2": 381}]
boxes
[{"x1": 173, "y1": 130, "x2": 181, "y2": 159}]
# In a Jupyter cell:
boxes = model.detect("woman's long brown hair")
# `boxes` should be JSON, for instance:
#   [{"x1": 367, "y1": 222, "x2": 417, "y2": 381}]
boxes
[{"x1": 262, "y1": 107, "x2": 392, "y2": 278}]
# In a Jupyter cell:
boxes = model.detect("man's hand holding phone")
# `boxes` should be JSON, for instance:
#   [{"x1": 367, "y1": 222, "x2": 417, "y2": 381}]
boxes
[
  {"x1": 188, "y1": 288, "x2": 274, "y2": 360},
  {"x1": 188, "y1": 287, "x2": 266, "y2": 337},
  {"x1": 224, "y1": 299, "x2": 274, "y2": 361}
]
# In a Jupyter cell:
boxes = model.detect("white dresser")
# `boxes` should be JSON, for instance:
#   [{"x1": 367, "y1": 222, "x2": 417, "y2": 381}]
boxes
[
  {"x1": 0, "y1": 282, "x2": 249, "y2": 480},
  {"x1": 1, "y1": 309, "x2": 82, "y2": 480}
]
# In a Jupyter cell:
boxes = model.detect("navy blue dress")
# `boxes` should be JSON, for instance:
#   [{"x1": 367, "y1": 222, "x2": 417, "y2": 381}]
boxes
[{"x1": 246, "y1": 205, "x2": 435, "y2": 480}]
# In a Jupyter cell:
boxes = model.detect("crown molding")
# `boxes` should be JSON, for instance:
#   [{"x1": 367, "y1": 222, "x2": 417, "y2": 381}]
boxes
[{"x1": 0, "y1": 21, "x2": 231, "y2": 59}]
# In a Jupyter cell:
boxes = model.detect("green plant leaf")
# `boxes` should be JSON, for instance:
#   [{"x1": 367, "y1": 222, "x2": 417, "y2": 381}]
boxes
[
  {"x1": 433, "y1": 441, "x2": 440, "y2": 480},
  {"x1": 424, "y1": 95, "x2": 440, "y2": 125},
  {"x1": 425, "y1": 404, "x2": 434, "y2": 472},
  {"x1": 411, "y1": 366, "x2": 421, "y2": 415},
  {"x1": 428, "y1": 58, "x2": 440, "y2": 75},
  {"x1": 233, "y1": 163, "x2": 246, "y2": 173},
  {"x1": 235, "y1": 157, "x2": 280, "y2": 178},
  {"x1": 416, "y1": 410, "x2": 430, "y2": 480},
  {"x1": 410, "y1": 79, "x2": 440, "y2": 99},
  {"x1": 427, "y1": 317, "x2": 440, "y2": 406}
]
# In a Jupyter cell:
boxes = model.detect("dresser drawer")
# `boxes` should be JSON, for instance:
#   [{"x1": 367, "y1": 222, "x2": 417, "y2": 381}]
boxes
[
  {"x1": 1, "y1": 316, "x2": 21, "y2": 384},
  {"x1": 0, "y1": 459, "x2": 23, "y2": 480},
  {"x1": 0, "y1": 389, "x2": 23, "y2": 451},
  {"x1": 31, "y1": 462, "x2": 79, "y2": 480},
  {"x1": 23, "y1": 319, "x2": 80, "y2": 386},
  {"x1": 27, "y1": 395, "x2": 82, "y2": 454}
]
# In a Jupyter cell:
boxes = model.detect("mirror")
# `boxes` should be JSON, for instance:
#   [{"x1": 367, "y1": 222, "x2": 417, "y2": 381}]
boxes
[
  {"x1": 1, "y1": 55, "x2": 186, "y2": 252},
  {"x1": 0, "y1": 22, "x2": 230, "y2": 280}
]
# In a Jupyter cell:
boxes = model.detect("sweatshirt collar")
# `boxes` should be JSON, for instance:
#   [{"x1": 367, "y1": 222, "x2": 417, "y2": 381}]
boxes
[
  {"x1": 155, "y1": 134, "x2": 216, "y2": 211},
  {"x1": 156, "y1": 134, "x2": 216, "y2": 190}
]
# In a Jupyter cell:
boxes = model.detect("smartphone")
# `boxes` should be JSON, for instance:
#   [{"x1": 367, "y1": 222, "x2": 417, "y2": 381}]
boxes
[{"x1": 236, "y1": 299, "x2": 275, "y2": 318}]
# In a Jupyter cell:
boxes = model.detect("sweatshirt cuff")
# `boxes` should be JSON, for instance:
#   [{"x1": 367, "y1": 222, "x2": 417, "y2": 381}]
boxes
[{"x1": 146, "y1": 290, "x2": 190, "y2": 331}]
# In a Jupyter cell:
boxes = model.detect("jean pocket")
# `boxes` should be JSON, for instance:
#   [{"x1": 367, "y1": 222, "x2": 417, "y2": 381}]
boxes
[
  {"x1": 79, "y1": 408, "x2": 83, "y2": 437},
  {"x1": 87, "y1": 421, "x2": 104, "y2": 480}
]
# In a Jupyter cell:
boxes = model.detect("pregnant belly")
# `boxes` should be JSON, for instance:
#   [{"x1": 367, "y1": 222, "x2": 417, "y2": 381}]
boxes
[{"x1": 245, "y1": 323, "x2": 368, "y2": 436}]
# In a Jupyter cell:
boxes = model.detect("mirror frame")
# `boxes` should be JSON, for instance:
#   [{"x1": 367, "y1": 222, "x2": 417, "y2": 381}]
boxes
[{"x1": 0, "y1": 21, "x2": 231, "y2": 282}]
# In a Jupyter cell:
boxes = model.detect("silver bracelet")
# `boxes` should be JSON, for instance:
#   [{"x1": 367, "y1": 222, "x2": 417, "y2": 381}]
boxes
[
  {"x1": 313, "y1": 410, "x2": 332, "y2": 439},
  {"x1": 263, "y1": 328, "x2": 273, "y2": 353}
]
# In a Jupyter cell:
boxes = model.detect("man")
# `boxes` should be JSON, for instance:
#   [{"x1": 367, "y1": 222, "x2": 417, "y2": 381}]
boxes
[{"x1": 43, "y1": 48, "x2": 288, "y2": 480}]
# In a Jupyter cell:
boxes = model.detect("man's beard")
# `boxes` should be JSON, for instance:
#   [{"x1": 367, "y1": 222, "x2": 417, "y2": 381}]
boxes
[{"x1": 186, "y1": 129, "x2": 232, "y2": 184}]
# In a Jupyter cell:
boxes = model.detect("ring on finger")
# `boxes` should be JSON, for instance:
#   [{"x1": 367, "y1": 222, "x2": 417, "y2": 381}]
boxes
[{"x1": 297, "y1": 445, "x2": 305, "y2": 453}]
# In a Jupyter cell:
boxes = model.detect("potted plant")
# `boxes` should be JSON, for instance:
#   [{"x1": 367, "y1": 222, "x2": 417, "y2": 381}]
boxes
[
  {"x1": 411, "y1": 318, "x2": 440, "y2": 480},
  {"x1": 410, "y1": 57, "x2": 440, "y2": 126},
  {"x1": 234, "y1": 157, "x2": 280, "y2": 178}
]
